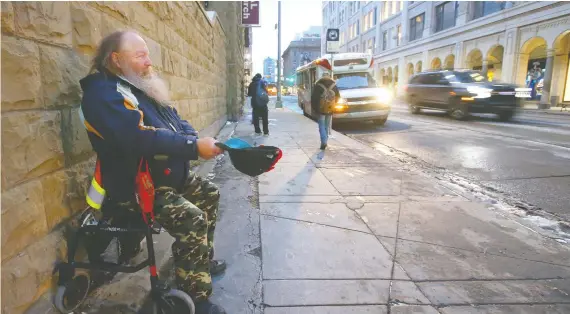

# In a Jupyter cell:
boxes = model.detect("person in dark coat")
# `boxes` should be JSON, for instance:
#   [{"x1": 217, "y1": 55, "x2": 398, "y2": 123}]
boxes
[{"x1": 247, "y1": 73, "x2": 269, "y2": 136}]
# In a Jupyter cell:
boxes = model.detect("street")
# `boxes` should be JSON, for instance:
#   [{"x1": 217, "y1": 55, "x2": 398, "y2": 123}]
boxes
[{"x1": 283, "y1": 96, "x2": 570, "y2": 222}]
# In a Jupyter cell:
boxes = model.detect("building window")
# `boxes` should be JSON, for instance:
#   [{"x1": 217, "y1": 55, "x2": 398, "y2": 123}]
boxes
[
  {"x1": 367, "y1": 38, "x2": 373, "y2": 54},
  {"x1": 396, "y1": 24, "x2": 402, "y2": 46},
  {"x1": 435, "y1": 1, "x2": 458, "y2": 32},
  {"x1": 357, "y1": 20, "x2": 360, "y2": 35},
  {"x1": 373, "y1": 7, "x2": 378, "y2": 25},
  {"x1": 363, "y1": 9, "x2": 375, "y2": 32},
  {"x1": 382, "y1": 31, "x2": 388, "y2": 51},
  {"x1": 473, "y1": 1, "x2": 506, "y2": 19},
  {"x1": 409, "y1": 13, "x2": 424, "y2": 41}
]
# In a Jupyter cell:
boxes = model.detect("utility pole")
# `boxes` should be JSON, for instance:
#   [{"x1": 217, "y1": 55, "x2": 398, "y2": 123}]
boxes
[{"x1": 276, "y1": 1, "x2": 283, "y2": 108}]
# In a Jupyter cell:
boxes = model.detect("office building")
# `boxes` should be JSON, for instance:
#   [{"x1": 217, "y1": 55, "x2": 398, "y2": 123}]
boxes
[
  {"x1": 322, "y1": 1, "x2": 570, "y2": 107},
  {"x1": 263, "y1": 57, "x2": 277, "y2": 83}
]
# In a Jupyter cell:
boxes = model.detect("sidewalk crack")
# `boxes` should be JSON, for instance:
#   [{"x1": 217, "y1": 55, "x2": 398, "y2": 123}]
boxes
[
  {"x1": 260, "y1": 213, "x2": 373, "y2": 235},
  {"x1": 392, "y1": 236, "x2": 570, "y2": 268},
  {"x1": 387, "y1": 202, "x2": 403, "y2": 314}
]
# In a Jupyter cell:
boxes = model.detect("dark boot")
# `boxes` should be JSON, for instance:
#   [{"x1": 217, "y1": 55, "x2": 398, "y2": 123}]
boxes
[
  {"x1": 210, "y1": 260, "x2": 227, "y2": 276},
  {"x1": 194, "y1": 299, "x2": 227, "y2": 314},
  {"x1": 320, "y1": 143, "x2": 327, "y2": 150}
]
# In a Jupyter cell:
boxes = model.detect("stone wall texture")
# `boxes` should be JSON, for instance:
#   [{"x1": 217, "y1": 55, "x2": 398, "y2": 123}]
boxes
[{"x1": 0, "y1": 2, "x2": 245, "y2": 313}]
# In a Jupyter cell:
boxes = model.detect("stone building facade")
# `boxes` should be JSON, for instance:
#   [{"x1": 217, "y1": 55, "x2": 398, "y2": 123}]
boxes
[
  {"x1": 0, "y1": 2, "x2": 246, "y2": 313},
  {"x1": 323, "y1": 1, "x2": 570, "y2": 107}
]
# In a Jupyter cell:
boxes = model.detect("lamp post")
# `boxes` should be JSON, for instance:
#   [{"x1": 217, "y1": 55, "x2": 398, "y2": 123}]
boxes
[{"x1": 276, "y1": 1, "x2": 283, "y2": 108}]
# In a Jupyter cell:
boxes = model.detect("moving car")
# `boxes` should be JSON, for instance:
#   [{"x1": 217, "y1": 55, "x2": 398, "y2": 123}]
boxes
[
  {"x1": 266, "y1": 83, "x2": 278, "y2": 96},
  {"x1": 405, "y1": 70, "x2": 531, "y2": 121},
  {"x1": 296, "y1": 53, "x2": 392, "y2": 125}
]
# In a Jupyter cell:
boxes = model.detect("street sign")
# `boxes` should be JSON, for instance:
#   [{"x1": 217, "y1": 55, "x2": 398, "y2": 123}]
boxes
[
  {"x1": 241, "y1": 1, "x2": 260, "y2": 26},
  {"x1": 326, "y1": 29, "x2": 339, "y2": 41},
  {"x1": 326, "y1": 28, "x2": 340, "y2": 53}
]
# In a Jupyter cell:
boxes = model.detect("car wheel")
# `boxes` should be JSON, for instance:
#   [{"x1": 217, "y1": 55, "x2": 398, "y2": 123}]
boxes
[
  {"x1": 497, "y1": 110, "x2": 515, "y2": 121},
  {"x1": 409, "y1": 97, "x2": 421, "y2": 114},
  {"x1": 449, "y1": 100, "x2": 469, "y2": 120}
]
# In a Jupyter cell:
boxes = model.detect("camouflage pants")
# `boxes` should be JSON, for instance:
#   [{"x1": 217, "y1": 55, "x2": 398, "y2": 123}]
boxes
[{"x1": 154, "y1": 172, "x2": 220, "y2": 301}]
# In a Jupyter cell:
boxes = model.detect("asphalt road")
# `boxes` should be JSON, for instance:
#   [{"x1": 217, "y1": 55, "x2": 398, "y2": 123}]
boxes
[{"x1": 282, "y1": 96, "x2": 570, "y2": 221}]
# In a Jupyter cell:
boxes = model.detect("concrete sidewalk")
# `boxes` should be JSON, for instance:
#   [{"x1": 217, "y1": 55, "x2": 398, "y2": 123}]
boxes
[
  {"x1": 35, "y1": 102, "x2": 570, "y2": 314},
  {"x1": 211, "y1": 103, "x2": 570, "y2": 313}
]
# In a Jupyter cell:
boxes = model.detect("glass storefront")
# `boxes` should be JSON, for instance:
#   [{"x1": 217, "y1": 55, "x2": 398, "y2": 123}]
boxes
[{"x1": 526, "y1": 58, "x2": 546, "y2": 100}]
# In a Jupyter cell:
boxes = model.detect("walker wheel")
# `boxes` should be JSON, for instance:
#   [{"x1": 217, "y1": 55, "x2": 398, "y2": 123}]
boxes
[
  {"x1": 155, "y1": 289, "x2": 195, "y2": 314},
  {"x1": 53, "y1": 271, "x2": 91, "y2": 313}
]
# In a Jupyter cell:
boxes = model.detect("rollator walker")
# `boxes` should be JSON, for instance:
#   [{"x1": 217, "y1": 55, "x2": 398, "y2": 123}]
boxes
[
  {"x1": 53, "y1": 138, "x2": 282, "y2": 313},
  {"x1": 53, "y1": 158, "x2": 195, "y2": 313}
]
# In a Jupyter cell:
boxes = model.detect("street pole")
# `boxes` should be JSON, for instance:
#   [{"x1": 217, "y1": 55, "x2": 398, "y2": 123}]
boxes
[
  {"x1": 329, "y1": 53, "x2": 334, "y2": 136},
  {"x1": 276, "y1": 1, "x2": 283, "y2": 108}
]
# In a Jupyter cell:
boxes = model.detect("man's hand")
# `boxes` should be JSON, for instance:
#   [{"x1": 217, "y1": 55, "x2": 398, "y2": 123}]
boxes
[{"x1": 197, "y1": 137, "x2": 223, "y2": 160}]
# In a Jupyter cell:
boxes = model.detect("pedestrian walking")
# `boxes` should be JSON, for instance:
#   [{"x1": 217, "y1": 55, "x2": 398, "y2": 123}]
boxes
[
  {"x1": 311, "y1": 72, "x2": 340, "y2": 150},
  {"x1": 247, "y1": 73, "x2": 270, "y2": 136}
]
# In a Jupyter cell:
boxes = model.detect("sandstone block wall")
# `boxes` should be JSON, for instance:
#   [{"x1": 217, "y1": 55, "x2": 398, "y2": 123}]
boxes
[{"x1": 1, "y1": 2, "x2": 244, "y2": 313}]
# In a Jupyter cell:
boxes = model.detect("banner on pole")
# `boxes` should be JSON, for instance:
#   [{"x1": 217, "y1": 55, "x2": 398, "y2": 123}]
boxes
[{"x1": 242, "y1": 1, "x2": 260, "y2": 26}]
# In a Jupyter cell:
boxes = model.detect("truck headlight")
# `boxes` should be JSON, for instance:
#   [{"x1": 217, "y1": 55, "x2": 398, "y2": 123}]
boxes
[
  {"x1": 376, "y1": 88, "x2": 393, "y2": 104},
  {"x1": 334, "y1": 99, "x2": 347, "y2": 112}
]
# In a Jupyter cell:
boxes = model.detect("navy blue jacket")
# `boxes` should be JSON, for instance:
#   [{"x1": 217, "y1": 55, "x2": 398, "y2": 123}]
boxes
[{"x1": 80, "y1": 70, "x2": 199, "y2": 202}]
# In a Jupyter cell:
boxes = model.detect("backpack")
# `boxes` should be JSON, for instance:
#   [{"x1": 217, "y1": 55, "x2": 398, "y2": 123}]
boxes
[
  {"x1": 318, "y1": 82, "x2": 337, "y2": 114},
  {"x1": 255, "y1": 80, "x2": 270, "y2": 107}
]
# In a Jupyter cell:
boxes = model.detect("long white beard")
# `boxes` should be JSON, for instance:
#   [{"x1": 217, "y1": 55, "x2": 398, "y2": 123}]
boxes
[{"x1": 122, "y1": 67, "x2": 170, "y2": 106}]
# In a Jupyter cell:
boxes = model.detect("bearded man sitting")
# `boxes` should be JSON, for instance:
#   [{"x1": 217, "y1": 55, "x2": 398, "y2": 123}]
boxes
[{"x1": 79, "y1": 30, "x2": 227, "y2": 314}]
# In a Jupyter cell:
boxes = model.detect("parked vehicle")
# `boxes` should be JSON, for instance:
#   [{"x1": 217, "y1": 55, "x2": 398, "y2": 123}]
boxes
[
  {"x1": 404, "y1": 70, "x2": 531, "y2": 121},
  {"x1": 296, "y1": 53, "x2": 392, "y2": 125}
]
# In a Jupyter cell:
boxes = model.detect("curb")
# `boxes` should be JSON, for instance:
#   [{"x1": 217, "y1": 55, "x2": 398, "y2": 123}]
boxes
[{"x1": 521, "y1": 108, "x2": 570, "y2": 116}]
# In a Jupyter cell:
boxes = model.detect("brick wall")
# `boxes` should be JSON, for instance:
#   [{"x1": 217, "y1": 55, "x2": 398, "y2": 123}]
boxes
[{"x1": 0, "y1": 2, "x2": 244, "y2": 313}]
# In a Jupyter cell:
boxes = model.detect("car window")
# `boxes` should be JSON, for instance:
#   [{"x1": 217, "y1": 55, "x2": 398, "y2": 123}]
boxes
[
  {"x1": 409, "y1": 76, "x2": 422, "y2": 84},
  {"x1": 450, "y1": 71, "x2": 486, "y2": 83},
  {"x1": 422, "y1": 73, "x2": 441, "y2": 85}
]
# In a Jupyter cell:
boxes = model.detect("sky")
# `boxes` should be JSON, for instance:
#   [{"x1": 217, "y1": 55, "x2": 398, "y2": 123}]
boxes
[{"x1": 251, "y1": 0, "x2": 323, "y2": 75}]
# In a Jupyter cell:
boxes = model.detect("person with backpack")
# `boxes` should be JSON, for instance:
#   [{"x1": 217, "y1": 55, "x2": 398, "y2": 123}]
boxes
[
  {"x1": 311, "y1": 72, "x2": 340, "y2": 150},
  {"x1": 247, "y1": 73, "x2": 270, "y2": 136}
]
